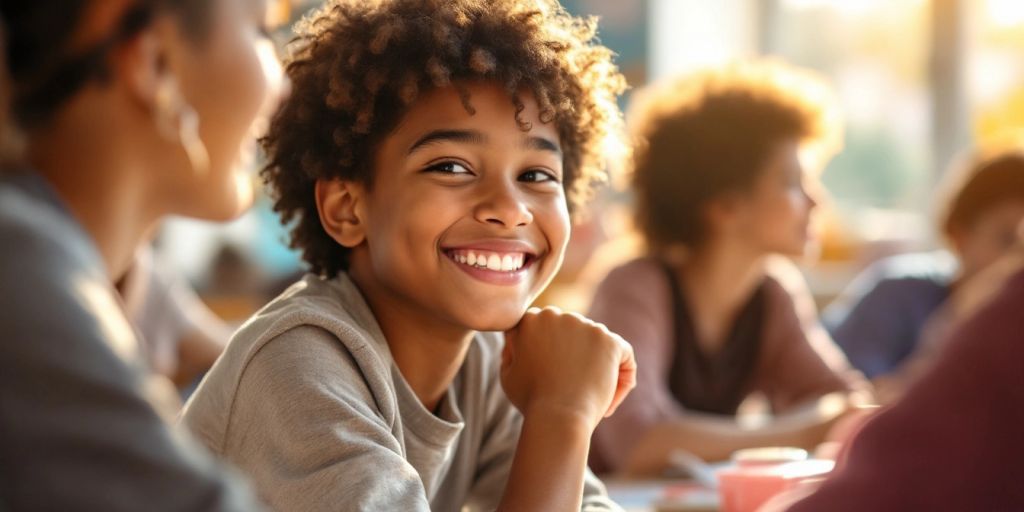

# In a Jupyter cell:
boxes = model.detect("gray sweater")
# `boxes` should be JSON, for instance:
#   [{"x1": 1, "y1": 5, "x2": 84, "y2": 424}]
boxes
[
  {"x1": 182, "y1": 273, "x2": 621, "y2": 511},
  {"x1": 0, "y1": 172, "x2": 262, "y2": 510}
]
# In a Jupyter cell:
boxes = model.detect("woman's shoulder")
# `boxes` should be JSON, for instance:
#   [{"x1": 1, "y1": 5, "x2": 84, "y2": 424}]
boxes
[
  {"x1": 761, "y1": 256, "x2": 816, "y2": 311},
  {"x1": 0, "y1": 174, "x2": 137, "y2": 369},
  {"x1": 759, "y1": 258, "x2": 827, "y2": 344},
  {"x1": 595, "y1": 256, "x2": 670, "y2": 297},
  {"x1": 0, "y1": 173, "x2": 97, "y2": 273},
  {"x1": 588, "y1": 256, "x2": 676, "y2": 344}
]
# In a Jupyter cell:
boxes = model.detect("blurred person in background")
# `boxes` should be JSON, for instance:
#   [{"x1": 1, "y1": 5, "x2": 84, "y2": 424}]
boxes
[
  {"x1": 0, "y1": 0, "x2": 285, "y2": 509},
  {"x1": 116, "y1": 242, "x2": 232, "y2": 396},
  {"x1": 588, "y1": 60, "x2": 871, "y2": 476},
  {"x1": 825, "y1": 149, "x2": 1024, "y2": 402}
]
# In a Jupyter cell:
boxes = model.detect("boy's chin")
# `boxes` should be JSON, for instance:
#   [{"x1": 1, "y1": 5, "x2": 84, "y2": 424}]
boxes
[{"x1": 458, "y1": 308, "x2": 529, "y2": 333}]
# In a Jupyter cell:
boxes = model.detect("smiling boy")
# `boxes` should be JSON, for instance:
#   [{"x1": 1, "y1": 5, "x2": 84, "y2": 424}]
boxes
[{"x1": 181, "y1": 0, "x2": 635, "y2": 510}]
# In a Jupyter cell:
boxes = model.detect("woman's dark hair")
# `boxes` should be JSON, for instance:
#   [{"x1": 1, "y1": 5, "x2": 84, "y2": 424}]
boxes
[
  {"x1": 1, "y1": 18, "x2": 14, "y2": 163},
  {"x1": 0, "y1": 0, "x2": 210, "y2": 131},
  {"x1": 629, "y1": 60, "x2": 841, "y2": 251},
  {"x1": 262, "y1": 0, "x2": 627, "y2": 277},
  {"x1": 1, "y1": 19, "x2": 8, "y2": 133},
  {"x1": 938, "y1": 150, "x2": 1024, "y2": 239}
]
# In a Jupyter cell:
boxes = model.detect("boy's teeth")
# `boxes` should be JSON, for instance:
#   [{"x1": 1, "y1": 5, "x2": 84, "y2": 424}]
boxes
[
  {"x1": 486, "y1": 254, "x2": 502, "y2": 271},
  {"x1": 450, "y1": 250, "x2": 527, "y2": 272}
]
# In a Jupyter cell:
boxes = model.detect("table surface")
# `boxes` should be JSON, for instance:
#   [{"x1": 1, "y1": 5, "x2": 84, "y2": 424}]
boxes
[{"x1": 605, "y1": 478, "x2": 719, "y2": 512}]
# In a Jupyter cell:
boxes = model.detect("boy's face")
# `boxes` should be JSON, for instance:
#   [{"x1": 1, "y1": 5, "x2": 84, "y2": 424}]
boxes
[{"x1": 348, "y1": 81, "x2": 570, "y2": 331}]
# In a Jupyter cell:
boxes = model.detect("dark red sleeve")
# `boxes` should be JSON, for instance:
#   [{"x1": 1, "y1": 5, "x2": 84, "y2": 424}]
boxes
[{"x1": 788, "y1": 270, "x2": 1024, "y2": 511}]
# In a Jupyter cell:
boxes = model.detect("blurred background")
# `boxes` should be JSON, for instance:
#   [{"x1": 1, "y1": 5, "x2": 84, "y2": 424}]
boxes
[{"x1": 157, "y1": 0, "x2": 1024, "y2": 320}]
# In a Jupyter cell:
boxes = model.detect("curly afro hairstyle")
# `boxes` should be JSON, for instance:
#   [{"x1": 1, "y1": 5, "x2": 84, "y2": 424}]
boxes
[
  {"x1": 629, "y1": 59, "x2": 842, "y2": 251},
  {"x1": 261, "y1": 0, "x2": 627, "y2": 278}
]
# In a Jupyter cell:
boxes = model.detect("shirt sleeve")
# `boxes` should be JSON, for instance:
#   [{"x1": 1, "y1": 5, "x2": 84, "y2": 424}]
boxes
[
  {"x1": 828, "y1": 278, "x2": 922, "y2": 378},
  {"x1": 587, "y1": 260, "x2": 685, "y2": 473},
  {"x1": 221, "y1": 326, "x2": 433, "y2": 511},
  {"x1": 757, "y1": 276, "x2": 864, "y2": 412},
  {"x1": 0, "y1": 230, "x2": 262, "y2": 511}
]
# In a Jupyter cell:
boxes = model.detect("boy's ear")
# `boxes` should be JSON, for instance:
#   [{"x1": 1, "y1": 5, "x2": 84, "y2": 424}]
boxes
[{"x1": 315, "y1": 179, "x2": 368, "y2": 248}]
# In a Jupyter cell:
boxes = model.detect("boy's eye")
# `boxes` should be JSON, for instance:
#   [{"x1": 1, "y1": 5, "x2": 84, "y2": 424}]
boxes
[
  {"x1": 425, "y1": 161, "x2": 473, "y2": 175},
  {"x1": 519, "y1": 169, "x2": 559, "y2": 184}
]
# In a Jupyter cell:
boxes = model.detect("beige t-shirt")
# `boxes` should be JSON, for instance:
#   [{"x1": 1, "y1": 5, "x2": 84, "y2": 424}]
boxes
[{"x1": 181, "y1": 273, "x2": 619, "y2": 512}]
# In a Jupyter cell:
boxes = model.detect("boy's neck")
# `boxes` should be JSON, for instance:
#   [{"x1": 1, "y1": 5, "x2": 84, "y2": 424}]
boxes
[
  {"x1": 389, "y1": 326, "x2": 475, "y2": 413},
  {"x1": 348, "y1": 261, "x2": 476, "y2": 413}
]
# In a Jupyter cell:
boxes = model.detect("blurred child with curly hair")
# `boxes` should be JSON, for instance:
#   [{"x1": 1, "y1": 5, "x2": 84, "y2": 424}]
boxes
[{"x1": 588, "y1": 61, "x2": 869, "y2": 475}]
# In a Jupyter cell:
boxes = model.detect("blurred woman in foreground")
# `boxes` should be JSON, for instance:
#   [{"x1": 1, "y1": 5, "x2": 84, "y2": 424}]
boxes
[
  {"x1": 0, "y1": 0, "x2": 284, "y2": 508},
  {"x1": 588, "y1": 60, "x2": 870, "y2": 476}
]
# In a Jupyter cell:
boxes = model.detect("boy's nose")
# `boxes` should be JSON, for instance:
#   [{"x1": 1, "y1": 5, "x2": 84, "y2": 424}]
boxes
[{"x1": 474, "y1": 185, "x2": 533, "y2": 228}]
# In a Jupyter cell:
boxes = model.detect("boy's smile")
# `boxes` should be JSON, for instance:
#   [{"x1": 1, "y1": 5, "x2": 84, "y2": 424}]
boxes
[
  {"x1": 337, "y1": 81, "x2": 570, "y2": 333},
  {"x1": 442, "y1": 238, "x2": 539, "y2": 285}
]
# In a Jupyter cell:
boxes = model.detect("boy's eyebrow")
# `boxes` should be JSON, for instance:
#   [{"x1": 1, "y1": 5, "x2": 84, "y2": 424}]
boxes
[
  {"x1": 523, "y1": 135, "x2": 562, "y2": 156},
  {"x1": 406, "y1": 130, "x2": 562, "y2": 156},
  {"x1": 408, "y1": 130, "x2": 487, "y2": 154}
]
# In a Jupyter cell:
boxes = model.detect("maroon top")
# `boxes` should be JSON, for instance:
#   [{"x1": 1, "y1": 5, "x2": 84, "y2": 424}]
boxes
[
  {"x1": 659, "y1": 259, "x2": 769, "y2": 415},
  {"x1": 789, "y1": 268, "x2": 1024, "y2": 511},
  {"x1": 588, "y1": 257, "x2": 863, "y2": 473}
]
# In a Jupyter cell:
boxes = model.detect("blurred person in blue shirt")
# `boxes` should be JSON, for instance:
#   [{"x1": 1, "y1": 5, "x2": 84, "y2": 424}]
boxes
[{"x1": 825, "y1": 149, "x2": 1024, "y2": 396}]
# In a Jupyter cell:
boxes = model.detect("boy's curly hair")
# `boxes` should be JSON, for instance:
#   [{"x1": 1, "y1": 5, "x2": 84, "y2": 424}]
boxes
[
  {"x1": 261, "y1": 0, "x2": 626, "y2": 277},
  {"x1": 629, "y1": 59, "x2": 842, "y2": 251}
]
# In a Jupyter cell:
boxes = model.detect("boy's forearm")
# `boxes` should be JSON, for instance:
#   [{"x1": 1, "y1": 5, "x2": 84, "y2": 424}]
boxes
[{"x1": 498, "y1": 407, "x2": 593, "y2": 512}]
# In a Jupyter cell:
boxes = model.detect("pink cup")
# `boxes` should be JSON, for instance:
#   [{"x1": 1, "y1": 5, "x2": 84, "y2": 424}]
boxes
[
  {"x1": 731, "y1": 447, "x2": 808, "y2": 468},
  {"x1": 717, "y1": 459, "x2": 834, "y2": 512}
]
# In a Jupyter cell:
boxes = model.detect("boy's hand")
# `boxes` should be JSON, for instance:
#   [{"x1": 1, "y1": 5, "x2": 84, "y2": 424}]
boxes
[{"x1": 501, "y1": 307, "x2": 637, "y2": 429}]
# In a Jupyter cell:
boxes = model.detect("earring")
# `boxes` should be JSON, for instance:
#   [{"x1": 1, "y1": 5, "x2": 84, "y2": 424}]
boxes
[
  {"x1": 154, "y1": 76, "x2": 209, "y2": 176},
  {"x1": 178, "y1": 104, "x2": 209, "y2": 177}
]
